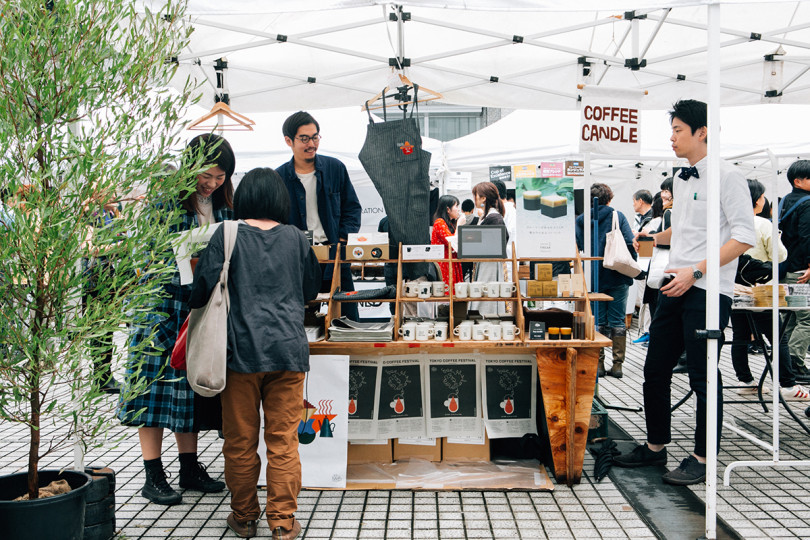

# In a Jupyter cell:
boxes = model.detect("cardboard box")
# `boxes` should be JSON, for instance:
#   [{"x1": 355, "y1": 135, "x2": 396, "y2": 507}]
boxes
[
  {"x1": 571, "y1": 273, "x2": 585, "y2": 296},
  {"x1": 534, "y1": 263, "x2": 553, "y2": 281},
  {"x1": 394, "y1": 438, "x2": 442, "y2": 462},
  {"x1": 441, "y1": 435, "x2": 490, "y2": 462},
  {"x1": 311, "y1": 244, "x2": 331, "y2": 261},
  {"x1": 347, "y1": 440, "x2": 393, "y2": 465},
  {"x1": 527, "y1": 280, "x2": 555, "y2": 297},
  {"x1": 542, "y1": 281, "x2": 558, "y2": 297},
  {"x1": 346, "y1": 232, "x2": 389, "y2": 261},
  {"x1": 557, "y1": 274, "x2": 571, "y2": 297}
]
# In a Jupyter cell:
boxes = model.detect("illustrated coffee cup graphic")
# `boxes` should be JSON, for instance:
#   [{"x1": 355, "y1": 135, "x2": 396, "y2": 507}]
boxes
[
  {"x1": 500, "y1": 397, "x2": 515, "y2": 415},
  {"x1": 390, "y1": 397, "x2": 405, "y2": 414},
  {"x1": 444, "y1": 395, "x2": 459, "y2": 413},
  {"x1": 523, "y1": 190, "x2": 542, "y2": 210}
]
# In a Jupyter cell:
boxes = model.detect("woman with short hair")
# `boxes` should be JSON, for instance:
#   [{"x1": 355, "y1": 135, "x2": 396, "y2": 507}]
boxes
[{"x1": 190, "y1": 167, "x2": 321, "y2": 539}]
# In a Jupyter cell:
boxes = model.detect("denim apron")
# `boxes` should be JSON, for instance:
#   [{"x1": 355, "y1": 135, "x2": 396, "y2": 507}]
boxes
[{"x1": 359, "y1": 87, "x2": 431, "y2": 280}]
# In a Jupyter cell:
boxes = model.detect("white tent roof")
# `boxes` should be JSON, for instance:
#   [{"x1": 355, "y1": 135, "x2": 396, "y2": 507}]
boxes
[{"x1": 141, "y1": 1, "x2": 810, "y2": 112}]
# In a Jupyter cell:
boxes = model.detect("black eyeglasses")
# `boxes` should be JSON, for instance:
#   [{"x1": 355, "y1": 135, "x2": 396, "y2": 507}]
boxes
[{"x1": 295, "y1": 134, "x2": 321, "y2": 144}]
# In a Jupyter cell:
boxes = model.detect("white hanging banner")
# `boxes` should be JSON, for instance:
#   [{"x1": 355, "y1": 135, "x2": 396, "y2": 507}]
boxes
[
  {"x1": 375, "y1": 355, "x2": 427, "y2": 439},
  {"x1": 258, "y1": 355, "x2": 349, "y2": 489},
  {"x1": 579, "y1": 86, "x2": 645, "y2": 155},
  {"x1": 482, "y1": 355, "x2": 537, "y2": 439},
  {"x1": 347, "y1": 356, "x2": 381, "y2": 439},
  {"x1": 425, "y1": 354, "x2": 484, "y2": 440}
]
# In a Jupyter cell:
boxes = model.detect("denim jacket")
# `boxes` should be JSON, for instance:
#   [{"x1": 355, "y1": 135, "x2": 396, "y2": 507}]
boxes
[{"x1": 277, "y1": 154, "x2": 362, "y2": 244}]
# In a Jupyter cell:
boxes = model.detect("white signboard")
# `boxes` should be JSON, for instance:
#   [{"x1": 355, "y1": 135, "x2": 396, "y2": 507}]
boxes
[
  {"x1": 258, "y1": 355, "x2": 349, "y2": 488},
  {"x1": 515, "y1": 168, "x2": 576, "y2": 258},
  {"x1": 579, "y1": 86, "x2": 645, "y2": 155},
  {"x1": 447, "y1": 171, "x2": 472, "y2": 191}
]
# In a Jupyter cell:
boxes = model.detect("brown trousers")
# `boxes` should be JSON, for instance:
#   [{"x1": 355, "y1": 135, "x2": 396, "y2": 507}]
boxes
[{"x1": 221, "y1": 368, "x2": 305, "y2": 530}]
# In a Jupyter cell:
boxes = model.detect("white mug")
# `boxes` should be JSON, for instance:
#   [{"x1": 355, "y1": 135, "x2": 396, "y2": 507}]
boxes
[
  {"x1": 404, "y1": 281, "x2": 418, "y2": 298},
  {"x1": 418, "y1": 282, "x2": 432, "y2": 299},
  {"x1": 499, "y1": 282, "x2": 517, "y2": 297},
  {"x1": 416, "y1": 322, "x2": 434, "y2": 341},
  {"x1": 454, "y1": 324, "x2": 472, "y2": 341},
  {"x1": 500, "y1": 322, "x2": 521, "y2": 341},
  {"x1": 485, "y1": 281, "x2": 500, "y2": 298},
  {"x1": 398, "y1": 322, "x2": 417, "y2": 341},
  {"x1": 432, "y1": 281, "x2": 448, "y2": 297},
  {"x1": 485, "y1": 325, "x2": 503, "y2": 341},
  {"x1": 434, "y1": 322, "x2": 449, "y2": 341},
  {"x1": 469, "y1": 282, "x2": 484, "y2": 298},
  {"x1": 454, "y1": 282, "x2": 469, "y2": 298},
  {"x1": 472, "y1": 325, "x2": 486, "y2": 341}
]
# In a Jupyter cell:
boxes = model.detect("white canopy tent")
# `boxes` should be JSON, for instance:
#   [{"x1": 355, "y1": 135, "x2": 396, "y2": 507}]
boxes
[{"x1": 137, "y1": 1, "x2": 810, "y2": 112}]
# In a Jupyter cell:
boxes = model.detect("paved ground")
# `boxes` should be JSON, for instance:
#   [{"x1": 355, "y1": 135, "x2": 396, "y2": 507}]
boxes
[{"x1": 2, "y1": 321, "x2": 810, "y2": 539}]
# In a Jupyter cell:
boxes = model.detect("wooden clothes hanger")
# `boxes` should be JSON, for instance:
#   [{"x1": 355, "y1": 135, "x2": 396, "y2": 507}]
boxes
[
  {"x1": 362, "y1": 73, "x2": 443, "y2": 112},
  {"x1": 187, "y1": 101, "x2": 256, "y2": 132}
]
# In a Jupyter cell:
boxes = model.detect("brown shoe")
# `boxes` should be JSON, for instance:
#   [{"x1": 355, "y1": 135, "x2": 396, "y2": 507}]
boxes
[
  {"x1": 272, "y1": 519, "x2": 301, "y2": 540},
  {"x1": 227, "y1": 513, "x2": 257, "y2": 538}
]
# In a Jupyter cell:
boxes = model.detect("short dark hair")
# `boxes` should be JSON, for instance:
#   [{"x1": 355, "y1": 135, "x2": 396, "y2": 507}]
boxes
[
  {"x1": 787, "y1": 160, "x2": 810, "y2": 187},
  {"x1": 182, "y1": 134, "x2": 235, "y2": 214},
  {"x1": 746, "y1": 178, "x2": 766, "y2": 209},
  {"x1": 660, "y1": 177, "x2": 673, "y2": 193},
  {"x1": 506, "y1": 188, "x2": 515, "y2": 202},
  {"x1": 461, "y1": 198, "x2": 475, "y2": 213},
  {"x1": 491, "y1": 179, "x2": 507, "y2": 199},
  {"x1": 651, "y1": 192, "x2": 664, "y2": 219},
  {"x1": 633, "y1": 189, "x2": 653, "y2": 205},
  {"x1": 433, "y1": 194, "x2": 460, "y2": 234},
  {"x1": 669, "y1": 99, "x2": 707, "y2": 136},
  {"x1": 282, "y1": 111, "x2": 320, "y2": 140},
  {"x1": 590, "y1": 183, "x2": 613, "y2": 206},
  {"x1": 233, "y1": 168, "x2": 290, "y2": 223}
]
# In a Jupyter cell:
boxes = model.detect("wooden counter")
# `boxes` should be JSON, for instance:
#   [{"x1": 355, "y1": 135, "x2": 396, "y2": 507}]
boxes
[{"x1": 310, "y1": 333, "x2": 610, "y2": 486}]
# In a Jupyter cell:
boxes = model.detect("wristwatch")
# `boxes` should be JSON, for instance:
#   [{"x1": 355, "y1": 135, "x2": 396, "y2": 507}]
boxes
[{"x1": 691, "y1": 265, "x2": 704, "y2": 280}]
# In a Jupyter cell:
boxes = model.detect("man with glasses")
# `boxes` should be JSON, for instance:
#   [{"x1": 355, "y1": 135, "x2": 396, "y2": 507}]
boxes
[{"x1": 278, "y1": 111, "x2": 362, "y2": 320}]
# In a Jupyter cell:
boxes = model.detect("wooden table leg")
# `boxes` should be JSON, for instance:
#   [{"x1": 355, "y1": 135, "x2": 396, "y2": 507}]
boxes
[{"x1": 537, "y1": 346, "x2": 600, "y2": 485}]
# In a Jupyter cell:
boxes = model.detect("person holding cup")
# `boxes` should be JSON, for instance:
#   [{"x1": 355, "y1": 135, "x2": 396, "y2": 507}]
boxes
[{"x1": 431, "y1": 195, "x2": 463, "y2": 295}]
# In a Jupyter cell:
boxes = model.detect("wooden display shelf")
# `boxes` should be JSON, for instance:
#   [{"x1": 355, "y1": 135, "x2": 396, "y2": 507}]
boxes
[
  {"x1": 330, "y1": 298, "x2": 396, "y2": 303},
  {"x1": 523, "y1": 293, "x2": 613, "y2": 302},
  {"x1": 452, "y1": 296, "x2": 519, "y2": 301},
  {"x1": 399, "y1": 297, "x2": 451, "y2": 302}
]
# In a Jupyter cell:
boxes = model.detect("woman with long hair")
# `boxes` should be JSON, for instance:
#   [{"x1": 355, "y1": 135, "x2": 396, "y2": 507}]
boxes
[
  {"x1": 431, "y1": 194, "x2": 463, "y2": 292},
  {"x1": 470, "y1": 182, "x2": 509, "y2": 316},
  {"x1": 118, "y1": 134, "x2": 234, "y2": 506}
]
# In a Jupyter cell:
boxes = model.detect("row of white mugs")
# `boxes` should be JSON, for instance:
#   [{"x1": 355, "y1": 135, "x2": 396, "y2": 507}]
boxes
[
  {"x1": 403, "y1": 280, "x2": 517, "y2": 299},
  {"x1": 398, "y1": 319, "x2": 522, "y2": 342}
]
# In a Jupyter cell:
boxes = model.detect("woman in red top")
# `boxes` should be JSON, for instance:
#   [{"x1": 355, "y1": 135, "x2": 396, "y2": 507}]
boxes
[{"x1": 431, "y1": 195, "x2": 463, "y2": 293}]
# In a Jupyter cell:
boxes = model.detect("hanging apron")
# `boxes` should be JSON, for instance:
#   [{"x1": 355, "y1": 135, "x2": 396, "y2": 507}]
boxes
[{"x1": 359, "y1": 87, "x2": 431, "y2": 280}]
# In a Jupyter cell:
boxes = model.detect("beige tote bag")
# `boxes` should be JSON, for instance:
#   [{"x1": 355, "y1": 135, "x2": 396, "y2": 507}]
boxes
[
  {"x1": 602, "y1": 210, "x2": 642, "y2": 278},
  {"x1": 187, "y1": 220, "x2": 238, "y2": 397}
]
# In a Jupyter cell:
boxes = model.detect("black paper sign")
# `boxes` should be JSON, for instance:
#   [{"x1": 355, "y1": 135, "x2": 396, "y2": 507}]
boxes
[
  {"x1": 489, "y1": 165, "x2": 512, "y2": 183},
  {"x1": 377, "y1": 364, "x2": 423, "y2": 420},
  {"x1": 484, "y1": 365, "x2": 533, "y2": 420},
  {"x1": 348, "y1": 364, "x2": 377, "y2": 420},
  {"x1": 429, "y1": 364, "x2": 477, "y2": 418},
  {"x1": 529, "y1": 321, "x2": 546, "y2": 340}
]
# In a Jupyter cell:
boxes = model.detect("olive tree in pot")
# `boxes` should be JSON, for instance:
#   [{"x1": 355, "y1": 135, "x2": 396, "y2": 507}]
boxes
[{"x1": 0, "y1": 1, "x2": 200, "y2": 538}]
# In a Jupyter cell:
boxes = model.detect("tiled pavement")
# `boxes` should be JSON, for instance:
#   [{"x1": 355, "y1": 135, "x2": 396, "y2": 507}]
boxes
[{"x1": 2, "y1": 322, "x2": 810, "y2": 539}]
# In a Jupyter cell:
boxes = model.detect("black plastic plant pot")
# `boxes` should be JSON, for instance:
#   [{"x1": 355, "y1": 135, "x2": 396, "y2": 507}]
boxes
[{"x1": 0, "y1": 469, "x2": 93, "y2": 540}]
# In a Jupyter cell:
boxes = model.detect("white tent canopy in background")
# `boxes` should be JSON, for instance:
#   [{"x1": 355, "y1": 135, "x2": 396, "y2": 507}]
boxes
[{"x1": 139, "y1": 1, "x2": 810, "y2": 112}]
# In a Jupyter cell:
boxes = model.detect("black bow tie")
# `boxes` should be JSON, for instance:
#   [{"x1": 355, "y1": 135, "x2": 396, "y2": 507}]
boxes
[{"x1": 678, "y1": 166, "x2": 699, "y2": 181}]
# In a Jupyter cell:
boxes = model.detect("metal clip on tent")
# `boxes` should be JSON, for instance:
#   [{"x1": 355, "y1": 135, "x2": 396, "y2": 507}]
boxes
[{"x1": 187, "y1": 57, "x2": 255, "y2": 132}]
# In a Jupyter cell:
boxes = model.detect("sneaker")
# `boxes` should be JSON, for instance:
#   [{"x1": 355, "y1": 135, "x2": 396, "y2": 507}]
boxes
[
  {"x1": 632, "y1": 333, "x2": 650, "y2": 344},
  {"x1": 613, "y1": 443, "x2": 667, "y2": 468},
  {"x1": 227, "y1": 513, "x2": 258, "y2": 539},
  {"x1": 179, "y1": 461, "x2": 226, "y2": 492},
  {"x1": 662, "y1": 455, "x2": 706, "y2": 486},
  {"x1": 272, "y1": 519, "x2": 301, "y2": 540},
  {"x1": 142, "y1": 468, "x2": 182, "y2": 506},
  {"x1": 780, "y1": 385, "x2": 810, "y2": 401},
  {"x1": 794, "y1": 364, "x2": 810, "y2": 382},
  {"x1": 736, "y1": 384, "x2": 770, "y2": 395}
]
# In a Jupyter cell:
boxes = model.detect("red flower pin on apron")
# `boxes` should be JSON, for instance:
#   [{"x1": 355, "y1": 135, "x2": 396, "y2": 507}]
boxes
[{"x1": 399, "y1": 141, "x2": 414, "y2": 155}]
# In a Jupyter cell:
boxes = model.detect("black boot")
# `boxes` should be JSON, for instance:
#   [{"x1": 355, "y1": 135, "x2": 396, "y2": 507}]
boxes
[
  {"x1": 178, "y1": 453, "x2": 225, "y2": 493},
  {"x1": 142, "y1": 458, "x2": 182, "y2": 505},
  {"x1": 94, "y1": 346, "x2": 121, "y2": 394}
]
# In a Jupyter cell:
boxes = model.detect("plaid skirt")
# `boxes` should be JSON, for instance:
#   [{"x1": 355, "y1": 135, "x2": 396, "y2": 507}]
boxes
[{"x1": 117, "y1": 281, "x2": 220, "y2": 433}]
